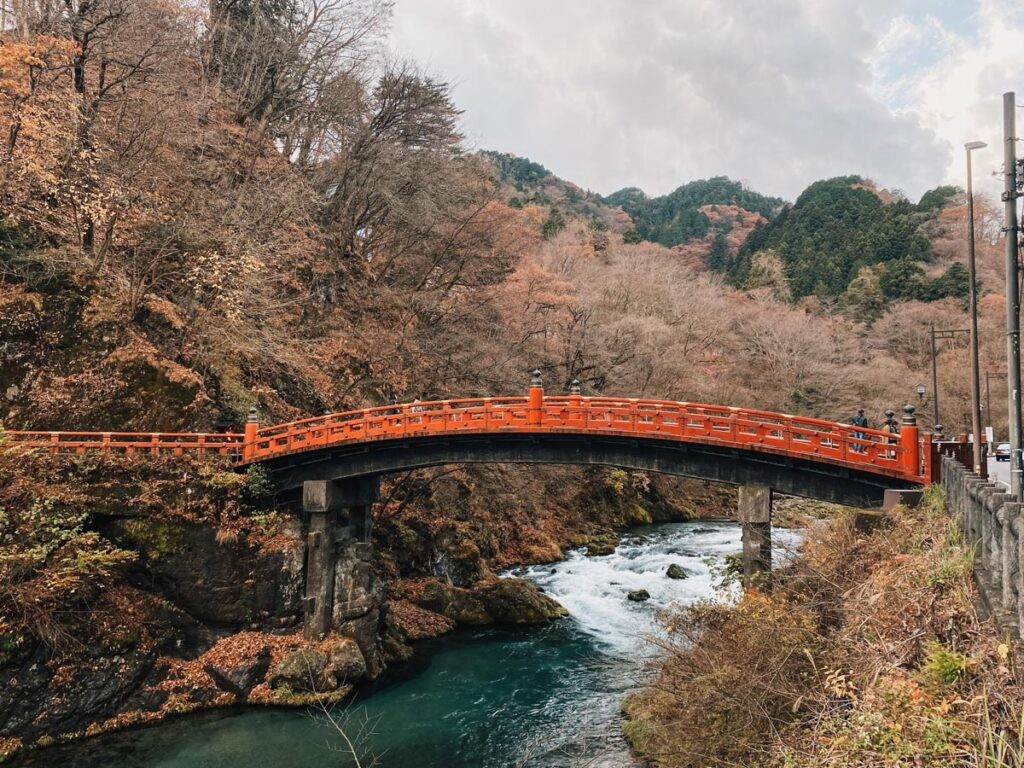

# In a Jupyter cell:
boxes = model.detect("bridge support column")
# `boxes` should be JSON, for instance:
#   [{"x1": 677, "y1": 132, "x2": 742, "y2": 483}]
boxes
[
  {"x1": 302, "y1": 477, "x2": 381, "y2": 640},
  {"x1": 303, "y1": 480, "x2": 341, "y2": 640},
  {"x1": 738, "y1": 484, "x2": 772, "y2": 588}
]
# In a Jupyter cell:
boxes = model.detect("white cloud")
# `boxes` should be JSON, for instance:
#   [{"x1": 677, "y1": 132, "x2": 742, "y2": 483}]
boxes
[
  {"x1": 875, "y1": 0, "x2": 1024, "y2": 201},
  {"x1": 390, "y1": 0, "x2": 1021, "y2": 202}
]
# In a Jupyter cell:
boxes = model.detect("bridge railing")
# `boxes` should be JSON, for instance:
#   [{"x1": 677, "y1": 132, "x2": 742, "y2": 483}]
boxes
[
  {"x1": 1, "y1": 395, "x2": 925, "y2": 483},
  {"x1": 242, "y1": 395, "x2": 917, "y2": 481},
  {"x1": 0, "y1": 431, "x2": 244, "y2": 457}
]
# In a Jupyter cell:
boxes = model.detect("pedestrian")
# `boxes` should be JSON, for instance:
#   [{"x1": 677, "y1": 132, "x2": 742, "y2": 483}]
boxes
[
  {"x1": 851, "y1": 407, "x2": 868, "y2": 453},
  {"x1": 883, "y1": 409, "x2": 899, "y2": 457},
  {"x1": 883, "y1": 409, "x2": 900, "y2": 436}
]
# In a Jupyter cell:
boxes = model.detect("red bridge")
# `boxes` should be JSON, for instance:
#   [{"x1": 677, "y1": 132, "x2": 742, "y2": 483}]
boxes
[
  {"x1": 4, "y1": 372, "x2": 937, "y2": 508},
  {"x1": 5, "y1": 372, "x2": 953, "y2": 635}
]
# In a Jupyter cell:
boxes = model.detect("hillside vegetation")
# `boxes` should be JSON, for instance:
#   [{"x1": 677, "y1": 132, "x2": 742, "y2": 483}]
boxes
[
  {"x1": 727, "y1": 176, "x2": 967, "y2": 307},
  {"x1": 624, "y1": 489, "x2": 1023, "y2": 767},
  {"x1": 604, "y1": 176, "x2": 784, "y2": 247}
]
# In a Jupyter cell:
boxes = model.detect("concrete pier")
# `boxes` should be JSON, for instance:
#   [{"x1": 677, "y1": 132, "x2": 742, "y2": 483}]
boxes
[
  {"x1": 738, "y1": 484, "x2": 772, "y2": 588},
  {"x1": 301, "y1": 477, "x2": 380, "y2": 640}
]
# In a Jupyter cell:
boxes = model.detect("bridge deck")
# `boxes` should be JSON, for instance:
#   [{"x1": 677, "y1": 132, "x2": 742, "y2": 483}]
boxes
[{"x1": 2, "y1": 396, "x2": 929, "y2": 485}]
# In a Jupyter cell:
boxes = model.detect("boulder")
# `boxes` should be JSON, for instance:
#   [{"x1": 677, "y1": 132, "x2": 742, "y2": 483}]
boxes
[
  {"x1": 665, "y1": 564, "x2": 689, "y2": 580},
  {"x1": 325, "y1": 637, "x2": 367, "y2": 685},
  {"x1": 480, "y1": 578, "x2": 569, "y2": 624},
  {"x1": 269, "y1": 648, "x2": 329, "y2": 693},
  {"x1": 203, "y1": 648, "x2": 270, "y2": 698},
  {"x1": 338, "y1": 610, "x2": 384, "y2": 679},
  {"x1": 627, "y1": 589, "x2": 650, "y2": 602},
  {"x1": 584, "y1": 534, "x2": 619, "y2": 557},
  {"x1": 415, "y1": 580, "x2": 492, "y2": 626}
]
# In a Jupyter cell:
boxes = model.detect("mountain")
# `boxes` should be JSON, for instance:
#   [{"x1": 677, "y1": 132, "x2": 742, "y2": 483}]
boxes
[
  {"x1": 726, "y1": 176, "x2": 967, "y2": 307},
  {"x1": 603, "y1": 177, "x2": 786, "y2": 247}
]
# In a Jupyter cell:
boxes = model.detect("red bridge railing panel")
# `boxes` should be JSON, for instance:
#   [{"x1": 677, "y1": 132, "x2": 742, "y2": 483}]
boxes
[{"x1": 1, "y1": 396, "x2": 930, "y2": 485}]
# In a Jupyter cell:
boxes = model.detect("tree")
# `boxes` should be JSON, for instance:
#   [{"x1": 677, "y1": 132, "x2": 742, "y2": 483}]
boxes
[
  {"x1": 842, "y1": 265, "x2": 885, "y2": 323},
  {"x1": 707, "y1": 230, "x2": 728, "y2": 271},
  {"x1": 541, "y1": 207, "x2": 566, "y2": 240}
]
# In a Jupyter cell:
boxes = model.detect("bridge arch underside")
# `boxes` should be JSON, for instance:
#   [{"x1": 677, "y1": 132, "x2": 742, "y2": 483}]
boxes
[{"x1": 262, "y1": 433, "x2": 918, "y2": 508}]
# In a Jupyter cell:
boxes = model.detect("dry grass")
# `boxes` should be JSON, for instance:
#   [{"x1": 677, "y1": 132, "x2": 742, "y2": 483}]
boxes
[{"x1": 623, "y1": 487, "x2": 1024, "y2": 767}]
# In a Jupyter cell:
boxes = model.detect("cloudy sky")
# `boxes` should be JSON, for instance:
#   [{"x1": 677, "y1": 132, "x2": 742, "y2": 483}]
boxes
[{"x1": 390, "y1": 0, "x2": 1024, "y2": 202}]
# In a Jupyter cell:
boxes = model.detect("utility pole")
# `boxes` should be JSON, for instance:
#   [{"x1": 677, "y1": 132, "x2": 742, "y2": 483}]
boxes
[
  {"x1": 988, "y1": 371, "x2": 1007, "y2": 439},
  {"x1": 931, "y1": 323, "x2": 940, "y2": 427},
  {"x1": 1004, "y1": 91, "x2": 1023, "y2": 498},
  {"x1": 966, "y1": 141, "x2": 986, "y2": 477}
]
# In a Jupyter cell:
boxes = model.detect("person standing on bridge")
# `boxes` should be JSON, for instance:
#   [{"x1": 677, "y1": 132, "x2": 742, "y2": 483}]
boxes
[
  {"x1": 851, "y1": 407, "x2": 869, "y2": 453},
  {"x1": 883, "y1": 409, "x2": 900, "y2": 458}
]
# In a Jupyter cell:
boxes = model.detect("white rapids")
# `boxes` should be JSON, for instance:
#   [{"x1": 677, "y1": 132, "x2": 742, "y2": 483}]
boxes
[{"x1": 512, "y1": 519, "x2": 803, "y2": 658}]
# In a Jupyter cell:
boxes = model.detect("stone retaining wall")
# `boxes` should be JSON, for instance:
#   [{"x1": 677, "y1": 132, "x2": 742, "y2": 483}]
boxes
[{"x1": 941, "y1": 456, "x2": 1022, "y2": 640}]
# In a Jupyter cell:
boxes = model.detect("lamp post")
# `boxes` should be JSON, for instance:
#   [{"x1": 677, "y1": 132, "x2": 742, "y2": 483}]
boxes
[{"x1": 966, "y1": 140, "x2": 987, "y2": 477}]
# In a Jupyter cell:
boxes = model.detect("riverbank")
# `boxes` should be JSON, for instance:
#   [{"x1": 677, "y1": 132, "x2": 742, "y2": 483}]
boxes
[
  {"x1": 11, "y1": 521, "x2": 801, "y2": 767},
  {"x1": 0, "y1": 450, "x2": 736, "y2": 761},
  {"x1": 623, "y1": 487, "x2": 1024, "y2": 767}
]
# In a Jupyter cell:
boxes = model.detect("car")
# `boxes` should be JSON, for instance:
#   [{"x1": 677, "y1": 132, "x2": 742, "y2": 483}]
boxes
[{"x1": 994, "y1": 443, "x2": 1011, "y2": 461}]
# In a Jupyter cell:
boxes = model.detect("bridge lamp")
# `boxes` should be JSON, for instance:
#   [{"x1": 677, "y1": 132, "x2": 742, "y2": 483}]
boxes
[
  {"x1": 966, "y1": 140, "x2": 987, "y2": 478},
  {"x1": 916, "y1": 383, "x2": 926, "y2": 401}
]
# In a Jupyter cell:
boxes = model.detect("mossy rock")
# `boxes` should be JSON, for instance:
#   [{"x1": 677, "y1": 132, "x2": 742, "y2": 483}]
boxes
[
  {"x1": 627, "y1": 589, "x2": 650, "y2": 602},
  {"x1": 584, "y1": 532, "x2": 619, "y2": 557},
  {"x1": 665, "y1": 563, "x2": 689, "y2": 580},
  {"x1": 479, "y1": 578, "x2": 568, "y2": 624}
]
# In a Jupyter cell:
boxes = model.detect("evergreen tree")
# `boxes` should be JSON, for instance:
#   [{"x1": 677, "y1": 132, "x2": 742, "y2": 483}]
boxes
[
  {"x1": 542, "y1": 208, "x2": 566, "y2": 240},
  {"x1": 707, "y1": 230, "x2": 729, "y2": 271}
]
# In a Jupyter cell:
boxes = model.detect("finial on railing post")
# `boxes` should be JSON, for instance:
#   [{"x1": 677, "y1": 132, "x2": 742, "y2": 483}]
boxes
[
  {"x1": 899, "y1": 404, "x2": 920, "y2": 478},
  {"x1": 243, "y1": 406, "x2": 260, "y2": 462},
  {"x1": 934, "y1": 424, "x2": 944, "y2": 439},
  {"x1": 902, "y1": 404, "x2": 917, "y2": 426},
  {"x1": 568, "y1": 378, "x2": 583, "y2": 417},
  {"x1": 528, "y1": 368, "x2": 544, "y2": 426}
]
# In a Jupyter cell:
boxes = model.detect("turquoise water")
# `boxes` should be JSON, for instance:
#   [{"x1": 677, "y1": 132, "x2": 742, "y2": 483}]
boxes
[{"x1": 20, "y1": 521, "x2": 799, "y2": 768}]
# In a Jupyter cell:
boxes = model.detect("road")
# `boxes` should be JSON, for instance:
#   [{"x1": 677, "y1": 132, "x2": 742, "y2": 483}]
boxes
[{"x1": 988, "y1": 454, "x2": 1011, "y2": 490}]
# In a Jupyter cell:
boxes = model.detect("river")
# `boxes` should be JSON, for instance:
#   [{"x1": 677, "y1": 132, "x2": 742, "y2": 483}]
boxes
[{"x1": 21, "y1": 520, "x2": 799, "y2": 768}]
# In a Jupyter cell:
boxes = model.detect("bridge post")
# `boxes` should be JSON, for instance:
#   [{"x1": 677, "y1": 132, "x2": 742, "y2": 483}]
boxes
[
  {"x1": 303, "y1": 479, "x2": 342, "y2": 640},
  {"x1": 528, "y1": 369, "x2": 544, "y2": 426},
  {"x1": 899, "y1": 405, "x2": 920, "y2": 478},
  {"x1": 243, "y1": 406, "x2": 259, "y2": 462},
  {"x1": 738, "y1": 484, "x2": 772, "y2": 588},
  {"x1": 301, "y1": 477, "x2": 381, "y2": 640},
  {"x1": 344, "y1": 476, "x2": 380, "y2": 543}
]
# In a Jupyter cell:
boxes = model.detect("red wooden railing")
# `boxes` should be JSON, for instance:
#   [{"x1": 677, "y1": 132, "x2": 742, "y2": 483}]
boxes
[{"x1": 1, "y1": 390, "x2": 930, "y2": 484}]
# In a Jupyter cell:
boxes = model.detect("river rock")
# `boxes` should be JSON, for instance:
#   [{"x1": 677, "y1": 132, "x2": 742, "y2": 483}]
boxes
[
  {"x1": 665, "y1": 564, "x2": 689, "y2": 580},
  {"x1": 325, "y1": 637, "x2": 367, "y2": 685},
  {"x1": 269, "y1": 648, "x2": 330, "y2": 693},
  {"x1": 479, "y1": 578, "x2": 568, "y2": 624},
  {"x1": 203, "y1": 647, "x2": 270, "y2": 698},
  {"x1": 584, "y1": 534, "x2": 619, "y2": 557},
  {"x1": 414, "y1": 579, "x2": 492, "y2": 625},
  {"x1": 627, "y1": 589, "x2": 650, "y2": 602}
]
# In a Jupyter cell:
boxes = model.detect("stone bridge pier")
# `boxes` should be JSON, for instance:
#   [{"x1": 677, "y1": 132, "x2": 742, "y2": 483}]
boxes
[
  {"x1": 739, "y1": 484, "x2": 772, "y2": 587},
  {"x1": 301, "y1": 477, "x2": 381, "y2": 650}
]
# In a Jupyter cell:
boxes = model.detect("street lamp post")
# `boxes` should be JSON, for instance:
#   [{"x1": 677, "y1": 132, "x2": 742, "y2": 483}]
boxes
[{"x1": 966, "y1": 140, "x2": 987, "y2": 478}]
